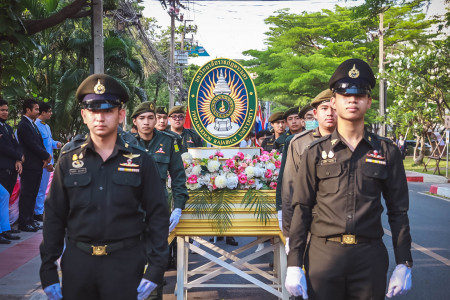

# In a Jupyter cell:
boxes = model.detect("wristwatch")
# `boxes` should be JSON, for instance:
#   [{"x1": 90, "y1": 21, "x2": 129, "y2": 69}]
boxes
[{"x1": 401, "y1": 261, "x2": 413, "y2": 268}]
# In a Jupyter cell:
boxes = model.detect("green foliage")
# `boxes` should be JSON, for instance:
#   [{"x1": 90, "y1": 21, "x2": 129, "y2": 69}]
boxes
[{"x1": 241, "y1": 189, "x2": 275, "y2": 225}]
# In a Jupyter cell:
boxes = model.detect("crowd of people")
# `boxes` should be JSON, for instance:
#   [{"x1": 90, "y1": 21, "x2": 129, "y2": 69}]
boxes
[{"x1": 0, "y1": 58, "x2": 413, "y2": 300}]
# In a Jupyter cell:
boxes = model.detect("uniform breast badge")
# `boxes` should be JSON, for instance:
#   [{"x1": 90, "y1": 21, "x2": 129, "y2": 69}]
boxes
[
  {"x1": 70, "y1": 153, "x2": 87, "y2": 175},
  {"x1": 187, "y1": 138, "x2": 194, "y2": 144},
  {"x1": 118, "y1": 153, "x2": 141, "y2": 173},
  {"x1": 320, "y1": 149, "x2": 336, "y2": 165},
  {"x1": 366, "y1": 150, "x2": 386, "y2": 165},
  {"x1": 155, "y1": 144, "x2": 165, "y2": 154}
]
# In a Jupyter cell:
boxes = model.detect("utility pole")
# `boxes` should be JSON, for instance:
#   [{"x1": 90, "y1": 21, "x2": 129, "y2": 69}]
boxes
[
  {"x1": 169, "y1": 13, "x2": 175, "y2": 109},
  {"x1": 379, "y1": 12, "x2": 386, "y2": 137},
  {"x1": 92, "y1": 0, "x2": 104, "y2": 74}
]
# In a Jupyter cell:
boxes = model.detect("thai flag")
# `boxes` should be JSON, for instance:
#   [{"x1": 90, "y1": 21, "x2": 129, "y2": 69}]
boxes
[{"x1": 255, "y1": 104, "x2": 265, "y2": 133}]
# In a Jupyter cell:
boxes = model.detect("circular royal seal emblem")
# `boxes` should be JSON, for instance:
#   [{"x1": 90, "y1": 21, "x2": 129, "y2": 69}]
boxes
[{"x1": 188, "y1": 58, "x2": 257, "y2": 147}]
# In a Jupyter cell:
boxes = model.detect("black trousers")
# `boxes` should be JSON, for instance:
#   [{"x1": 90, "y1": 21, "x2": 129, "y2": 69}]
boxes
[
  {"x1": 304, "y1": 235, "x2": 389, "y2": 300},
  {"x1": 61, "y1": 240, "x2": 146, "y2": 300},
  {"x1": 18, "y1": 168, "x2": 42, "y2": 226},
  {"x1": 0, "y1": 168, "x2": 18, "y2": 196}
]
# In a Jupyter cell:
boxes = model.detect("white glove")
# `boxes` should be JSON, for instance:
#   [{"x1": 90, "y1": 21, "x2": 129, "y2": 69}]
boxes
[
  {"x1": 43, "y1": 283, "x2": 62, "y2": 300},
  {"x1": 137, "y1": 278, "x2": 157, "y2": 300},
  {"x1": 277, "y1": 210, "x2": 283, "y2": 231},
  {"x1": 169, "y1": 208, "x2": 182, "y2": 232},
  {"x1": 285, "y1": 237, "x2": 290, "y2": 255},
  {"x1": 386, "y1": 264, "x2": 412, "y2": 298},
  {"x1": 285, "y1": 266, "x2": 308, "y2": 299}
]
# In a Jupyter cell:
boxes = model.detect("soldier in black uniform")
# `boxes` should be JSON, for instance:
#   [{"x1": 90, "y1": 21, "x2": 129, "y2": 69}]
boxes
[
  {"x1": 277, "y1": 90, "x2": 337, "y2": 250},
  {"x1": 39, "y1": 74, "x2": 169, "y2": 300},
  {"x1": 168, "y1": 106, "x2": 203, "y2": 153},
  {"x1": 285, "y1": 59, "x2": 412, "y2": 300},
  {"x1": 0, "y1": 99, "x2": 22, "y2": 242},
  {"x1": 273, "y1": 107, "x2": 303, "y2": 153},
  {"x1": 261, "y1": 111, "x2": 285, "y2": 152}
]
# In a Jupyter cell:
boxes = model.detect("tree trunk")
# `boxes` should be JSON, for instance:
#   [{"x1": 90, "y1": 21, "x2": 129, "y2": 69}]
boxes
[{"x1": 414, "y1": 134, "x2": 426, "y2": 164}]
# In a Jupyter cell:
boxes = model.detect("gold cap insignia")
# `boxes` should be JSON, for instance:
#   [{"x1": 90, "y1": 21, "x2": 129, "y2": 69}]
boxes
[
  {"x1": 150, "y1": 103, "x2": 154, "y2": 110},
  {"x1": 94, "y1": 79, "x2": 106, "y2": 94},
  {"x1": 164, "y1": 107, "x2": 167, "y2": 113},
  {"x1": 348, "y1": 64, "x2": 360, "y2": 79}
]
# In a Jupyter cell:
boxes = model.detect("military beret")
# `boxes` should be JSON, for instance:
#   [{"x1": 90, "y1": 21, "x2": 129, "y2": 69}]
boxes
[
  {"x1": 76, "y1": 74, "x2": 129, "y2": 110},
  {"x1": 299, "y1": 105, "x2": 314, "y2": 119},
  {"x1": 283, "y1": 107, "x2": 300, "y2": 119},
  {"x1": 329, "y1": 58, "x2": 375, "y2": 95},
  {"x1": 131, "y1": 101, "x2": 156, "y2": 119},
  {"x1": 168, "y1": 106, "x2": 185, "y2": 116},
  {"x1": 268, "y1": 111, "x2": 284, "y2": 123},
  {"x1": 311, "y1": 89, "x2": 333, "y2": 108},
  {"x1": 156, "y1": 106, "x2": 168, "y2": 115}
]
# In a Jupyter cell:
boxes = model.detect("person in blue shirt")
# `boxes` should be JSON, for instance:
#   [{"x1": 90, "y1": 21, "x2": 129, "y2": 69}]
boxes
[{"x1": 34, "y1": 102, "x2": 62, "y2": 221}]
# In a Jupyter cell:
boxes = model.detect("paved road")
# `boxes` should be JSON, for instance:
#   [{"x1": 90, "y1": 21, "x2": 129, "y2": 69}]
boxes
[{"x1": 1, "y1": 182, "x2": 449, "y2": 299}]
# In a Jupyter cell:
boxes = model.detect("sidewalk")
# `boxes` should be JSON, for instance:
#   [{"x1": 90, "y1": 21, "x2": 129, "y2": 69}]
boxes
[{"x1": 405, "y1": 171, "x2": 449, "y2": 183}]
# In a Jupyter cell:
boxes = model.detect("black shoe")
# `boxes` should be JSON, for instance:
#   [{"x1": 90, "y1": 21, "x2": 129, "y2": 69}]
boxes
[
  {"x1": 2, "y1": 232, "x2": 20, "y2": 240},
  {"x1": 18, "y1": 224, "x2": 38, "y2": 232},
  {"x1": 226, "y1": 237, "x2": 238, "y2": 246},
  {"x1": 32, "y1": 222, "x2": 43, "y2": 230},
  {"x1": 0, "y1": 236, "x2": 11, "y2": 244},
  {"x1": 8, "y1": 229, "x2": 21, "y2": 234},
  {"x1": 33, "y1": 214, "x2": 44, "y2": 222}
]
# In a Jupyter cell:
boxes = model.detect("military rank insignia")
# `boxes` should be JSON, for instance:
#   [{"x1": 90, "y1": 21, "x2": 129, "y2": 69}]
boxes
[
  {"x1": 72, "y1": 153, "x2": 84, "y2": 168},
  {"x1": 119, "y1": 153, "x2": 140, "y2": 172},
  {"x1": 366, "y1": 150, "x2": 386, "y2": 165}
]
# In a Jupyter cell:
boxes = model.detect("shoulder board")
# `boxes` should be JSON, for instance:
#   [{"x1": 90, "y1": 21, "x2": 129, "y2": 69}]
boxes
[
  {"x1": 290, "y1": 130, "x2": 312, "y2": 143},
  {"x1": 124, "y1": 142, "x2": 148, "y2": 154},
  {"x1": 160, "y1": 130, "x2": 178, "y2": 140},
  {"x1": 378, "y1": 135, "x2": 396, "y2": 145},
  {"x1": 308, "y1": 134, "x2": 331, "y2": 149},
  {"x1": 187, "y1": 128, "x2": 200, "y2": 137},
  {"x1": 60, "y1": 134, "x2": 88, "y2": 154}
]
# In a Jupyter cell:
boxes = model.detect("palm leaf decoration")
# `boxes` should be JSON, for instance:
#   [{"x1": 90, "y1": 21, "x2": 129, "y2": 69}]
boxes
[{"x1": 241, "y1": 189, "x2": 275, "y2": 225}]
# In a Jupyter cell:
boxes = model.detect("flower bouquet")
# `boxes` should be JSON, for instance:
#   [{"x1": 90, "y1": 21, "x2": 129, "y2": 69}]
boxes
[{"x1": 181, "y1": 150, "x2": 282, "y2": 233}]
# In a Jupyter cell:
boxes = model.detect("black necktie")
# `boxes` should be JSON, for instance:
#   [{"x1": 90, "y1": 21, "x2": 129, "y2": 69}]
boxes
[{"x1": 32, "y1": 121, "x2": 41, "y2": 136}]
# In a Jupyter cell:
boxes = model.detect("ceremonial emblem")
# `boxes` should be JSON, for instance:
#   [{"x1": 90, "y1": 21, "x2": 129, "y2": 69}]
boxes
[
  {"x1": 94, "y1": 79, "x2": 105, "y2": 94},
  {"x1": 72, "y1": 153, "x2": 84, "y2": 168},
  {"x1": 156, "y1": 144, "x2": 165, "y2": 154},
  {"x1": 188, "y1": 58, "x2": 258, "y2": 147},
  {"x1": 120, "y1": 153, "x2": 140, "y2": 167},
  {"x1": 348, "y1": 64, "x2": 360, "y2": 79}
]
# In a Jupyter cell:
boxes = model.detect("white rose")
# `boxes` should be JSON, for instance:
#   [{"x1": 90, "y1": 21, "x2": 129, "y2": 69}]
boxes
[
  {"x1": 207, "y1": 160, "x2": 220, "y2": 172},
  {"x1": 215, "y1": 175, "x2": 227, "y2": 189},
  {"x1": 266, "y1": 162, "x2": 275, "y2": 170},
  {"x1": 181, "y1": 152, "x2": 193, "y2": 164},
  {"x1": 226, "y1": 173, "x2": 239, "y2": 189},
  {"x1": 245, "y1": 166, "x2": 255, "y2": 178},
  {"x1": 192, "y1": 165, "x2": 202, "y2": 175},
  {"x1": 254, "y1": 167, "x2": 264, "y2": 178}
]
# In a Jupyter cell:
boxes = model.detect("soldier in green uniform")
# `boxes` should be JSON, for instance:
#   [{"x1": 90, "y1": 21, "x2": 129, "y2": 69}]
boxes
[
  {"x1": 285, "y1": 59, "x2": 412, "y2": 299},
  {"x1": 261, "y1": 112, "x2": 285, "y2": 152},
  {"x1": 277, "y1": 90, "x2": 337, "y2": 253},
  {"x1": 168, "y1": 106, "x2": 203, "y2": 153},
  {"x1": 155, "y1": 106, "x2": 182, "y2": 148},
  {"x1": 273, "y1": 107, "x2": 304, "y2": 153},
  {"x1": 40, "y1": 74, "x2": 169, "y2": 300},
  {"x1": 131, "y1": 101, "x2": 189, "y2": 300}
]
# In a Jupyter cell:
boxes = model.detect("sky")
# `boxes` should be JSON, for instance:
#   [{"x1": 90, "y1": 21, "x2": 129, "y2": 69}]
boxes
[{"x1": 142, "y1": 0, "x2": 448, "y2": 66}]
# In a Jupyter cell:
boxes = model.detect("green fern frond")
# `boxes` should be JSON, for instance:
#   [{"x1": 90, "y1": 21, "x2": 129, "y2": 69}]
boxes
[{"x1": 242, "y1": 189, "x2": 275, "y2": 225}]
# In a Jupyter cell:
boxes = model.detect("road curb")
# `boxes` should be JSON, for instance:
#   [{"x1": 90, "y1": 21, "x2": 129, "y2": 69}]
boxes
[
  {"x1": 429, "y1": 184, "x2": 450, "y2": 198},
  {"x1": 405, "y1": 171, "x2": 448, "y2": 184}
]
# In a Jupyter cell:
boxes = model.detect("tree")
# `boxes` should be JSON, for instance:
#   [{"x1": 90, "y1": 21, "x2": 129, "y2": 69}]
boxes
[
  {"x1": 242, "y1": 1, "x2": 440, "y2": 128},
  {"x1": 384, "y1": 38, "x2": 450, "y2": 164}
]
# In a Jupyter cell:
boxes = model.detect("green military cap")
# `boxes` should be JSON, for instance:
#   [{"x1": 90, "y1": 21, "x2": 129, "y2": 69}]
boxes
[
  {"x1": 76, "y1": 74, "x2": 129, "y2": 110},
  {"x1": 283, "y1": 107, "x2": 300, "y2": 119},
  {"x1": 268, "y1": 111, "x2": 284, "y2": 123},
  {"x1": 329, "y1": 58, "x2": 375, "y2": 95},
  {"x1": 311, "y1": 89, "x2": 333, "y2": 108},
  {"x1": 299, "y1": 105, "x2": 314, "y2": 119},
  {"x1": 156, "y1": 106, "x2": 168, "y2": 115},
  {"x1": 131, "y1": 101, "x2": 156, "y2": 119},
  {"x1": 168, "y1": 105, "x2": 185, "y2": 116}
]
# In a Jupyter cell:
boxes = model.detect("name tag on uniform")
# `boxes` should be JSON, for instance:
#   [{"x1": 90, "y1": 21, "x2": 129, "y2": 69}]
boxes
[
  {"x1": 70, "y1": 168, "x2": 87, "y2": 175},
  {"x1": 320, "y1": 158, "x2": 336, "y2": 165}
]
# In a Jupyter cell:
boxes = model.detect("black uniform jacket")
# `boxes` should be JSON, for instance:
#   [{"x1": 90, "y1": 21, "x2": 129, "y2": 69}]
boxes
[
  {"x1": 178, "y1": 128, "x2": 203, "y2": 154},
  {"x1": 287, "y1": 129, "x2": 412, "y2": 267},
  {"x1": 40, "y1": 133, "x2": 169, "y2": 288},
  {"x1": 0, "y1": 122, "x2": 22, "y2": 169},
  {"x1": 17, "y1": 116, "x2": 49, "y2": 170}
]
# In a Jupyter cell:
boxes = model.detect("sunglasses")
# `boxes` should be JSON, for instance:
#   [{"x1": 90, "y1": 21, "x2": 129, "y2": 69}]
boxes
[{"x1": 170, "y1": 115, "x2": 185, "y2": 120}]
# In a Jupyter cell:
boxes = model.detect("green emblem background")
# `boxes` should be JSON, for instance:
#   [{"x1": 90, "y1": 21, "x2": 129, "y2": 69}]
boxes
[{"x1": 188, "y1": 58, "x2": 258, "y2": 147}]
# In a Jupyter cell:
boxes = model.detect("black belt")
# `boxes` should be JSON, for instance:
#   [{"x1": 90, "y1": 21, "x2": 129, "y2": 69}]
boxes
[
  {"x1": 324, "y1": 234, "x2": 373, "y2": 245},
  {"x1": 69, "y1": 236, "x2": 141, "y2": 256}
]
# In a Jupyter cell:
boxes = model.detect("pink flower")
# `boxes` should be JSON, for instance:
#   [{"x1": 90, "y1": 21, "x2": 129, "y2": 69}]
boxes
[
  {"x1": 216, "y1": 151, "x2": 224, "y2": 158},
  {"x1": 260, "y1": 154, "x2": 270, "y2": 162},
  {"x1": 237, "y1": 166, "x2": 245, "y2": 174},
  {"x1": 253, "y1": 159, "x2": 257, "y2": 164},
  {"x1": 270, "y1": 182, "x2": 277, "y2": 189},
  {"x1": 238, "y1": 173, "x2": 247, "y2": 184},
  {"x1": 275, "y1": 160, "x2": 281, "y2": 168},
  {"x1": 225, "y1": 159, "x2": 235, "y2": 168},
  {"x1": 222, "y1": 165, "x2": 229, "y2": 172},
  {"x1": 237, "y1": 152, "x2": 245, "y2": 160},
  {"x1": 248, "y1": 179, "x2": 255, "y2": 185},
  {"x1": 209, "y1": 155, "x2": 214, "y2": 159},
  {"x1": 265, "y1": 169, "x2": 273, "y2": 178},
  {"x1": 183, "y1": 162, "x2": 188, "y2": 168},
  {"x1": 212, "y1": 184, "x2": 217, "y2": 190},
  {"x1": 187, "y1": 175, "x2": 198, "y2": 184},
  {"x1": 242, "y1": 163, "x2": 248, "y2": 168}
]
